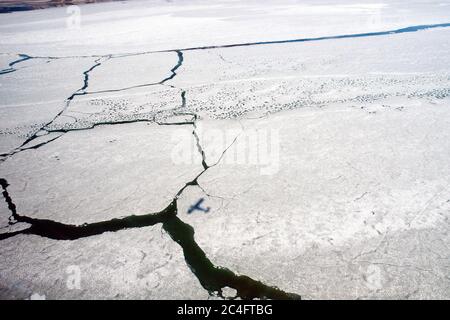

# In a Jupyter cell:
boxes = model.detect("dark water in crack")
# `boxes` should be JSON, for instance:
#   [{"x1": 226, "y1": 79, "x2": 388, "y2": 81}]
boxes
[
  {"x1": 0, "y1": 54, "x2": 31, "y2": 75},
  {"x1": 163, "y1": 213, "x2": 300, "y2": 299},
  {"x1": 0, "y1": 41, "x2": 297, "y2": 299},
  {"x1": 0, "y1": 178, "x2": 300, "y2": 300},
  {"x1": 165, "y1": 23, "x2": 450, "y2": 53}
]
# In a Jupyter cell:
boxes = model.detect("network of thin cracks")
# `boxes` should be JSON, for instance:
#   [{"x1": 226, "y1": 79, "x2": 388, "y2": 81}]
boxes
[
  {"x1": 1, "y1": 21, "x2": 450, "y2": 300},
  {"x1": 0, "y1": 50, "x2": 186, "y2": 161},
  {"x1": 1, "y1": 21, "x2": 449, "y2": 155},
  {"x1": 0, "y1": 50, "x2": 300, "y2": 300},
  {"x1": 1, "y1": 21, "x2": 449, "y2": 162}
]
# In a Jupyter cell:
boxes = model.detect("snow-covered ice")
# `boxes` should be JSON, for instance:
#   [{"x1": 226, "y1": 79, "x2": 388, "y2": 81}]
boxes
[{"x1": 0, "y1": 0, "x2": 449, "y2": 299}]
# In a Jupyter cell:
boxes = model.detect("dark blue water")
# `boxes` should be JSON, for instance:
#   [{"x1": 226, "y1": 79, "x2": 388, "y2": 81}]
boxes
[{"x1": 171, "y1": 23, "x2": 450, "y2": 52}]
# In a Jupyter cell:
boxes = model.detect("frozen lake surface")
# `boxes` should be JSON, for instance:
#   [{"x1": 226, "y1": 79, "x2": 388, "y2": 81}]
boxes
[{"x1": 0, "y1": 0, "x2": 449, "y2": 299}]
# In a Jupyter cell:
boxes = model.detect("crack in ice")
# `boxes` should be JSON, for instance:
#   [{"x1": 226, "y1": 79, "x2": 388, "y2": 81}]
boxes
[
  {"x1": 0, "y1": 54, "x2": 32, "y2": 75},
  {"x1": 2, "y1": 22, "x2": 449, "y2": 59},
  {"x1": 0, "y1": 56, "x2": 109, "y2": 162},
  {"x1": 83, "y1": 51, "x2": 184, "y2": 95},
  {"x1": 0, "y1": 45, "x2": 300, "y2": 300},
  {"x1": 0, "y1": 135, "x2": 300, "y2": 300}
]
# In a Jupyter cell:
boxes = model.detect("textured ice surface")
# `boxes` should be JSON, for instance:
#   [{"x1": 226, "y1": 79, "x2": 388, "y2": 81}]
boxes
[
  {"x1": 0, "y1": 58, "x2": 98, "y2": 154},
  {"x1": 84, "y1": 52, "x2": 181, "y2": 93},
  {"x1": 49, "y1": 85, "x2": 183, "y2": 131},
  {"x1": 0, "y1": 122, "x2": 202, "y2": 224},
  {"x1": 0, "y1": 227, "x2": 209, "y2": 299},
  {"x1": 0, "y1": 0, "x2": 449, "y2": 300},
  {"x1": 179, "y1": 104, "x2": 450, "y2": 299},
  {"x1": 171, "y1": 28, "x2": 450, "y2": 119}
]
